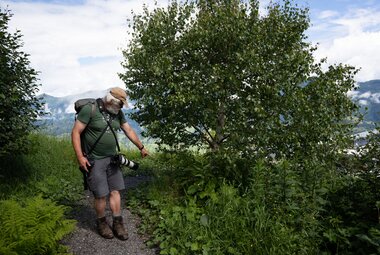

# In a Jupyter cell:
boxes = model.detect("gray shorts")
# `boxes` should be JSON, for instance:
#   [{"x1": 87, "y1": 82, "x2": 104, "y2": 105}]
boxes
[{"x1": 87, "y1": 156, "x2": 125, "y2": 198}]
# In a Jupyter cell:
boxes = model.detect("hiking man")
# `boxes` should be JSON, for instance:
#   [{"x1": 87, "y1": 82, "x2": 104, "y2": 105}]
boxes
[{"x1": 71, "y1": 87, "x2": 148, "y2": 240}]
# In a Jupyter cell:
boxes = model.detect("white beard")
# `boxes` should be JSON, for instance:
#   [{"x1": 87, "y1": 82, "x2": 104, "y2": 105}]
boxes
[{"x1": 105, "y1": 104, "x2": 119, "y2": 115}]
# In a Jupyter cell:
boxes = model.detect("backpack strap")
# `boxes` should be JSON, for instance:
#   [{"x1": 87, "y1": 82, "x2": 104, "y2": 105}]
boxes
[
  {"x1": 95, "y1": 98, "x2": 105, "y2": 114},
  {"x1": 82, "y1": 99, "x2": 105, "y2": 156},
  {"x1": 90, "y1": 102, "x2": 96, "y2": 119}
]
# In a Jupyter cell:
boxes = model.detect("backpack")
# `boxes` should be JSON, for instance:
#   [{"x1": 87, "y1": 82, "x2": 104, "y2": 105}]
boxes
[{"x1": 74, "y1": 98, "x2": 98, "y2": 121}]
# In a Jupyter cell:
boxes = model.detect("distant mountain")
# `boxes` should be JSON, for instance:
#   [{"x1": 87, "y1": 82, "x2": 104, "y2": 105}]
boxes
[
  {"x1": 36, "y1": 89, "x2": 142, "y2": 140},
  {"x1": 350, "y1": 80, "x2": 380, "y2": 133}
]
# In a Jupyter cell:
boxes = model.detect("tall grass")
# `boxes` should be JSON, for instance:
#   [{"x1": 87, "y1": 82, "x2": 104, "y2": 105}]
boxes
[{"x1": 0, "y1": 133, "x2": 82, "y2": 202}]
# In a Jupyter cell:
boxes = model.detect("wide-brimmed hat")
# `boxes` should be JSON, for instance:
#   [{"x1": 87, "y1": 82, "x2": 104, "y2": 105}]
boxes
[{"x1": 109, "y1": 87, "x2": 128, "y2": 106}]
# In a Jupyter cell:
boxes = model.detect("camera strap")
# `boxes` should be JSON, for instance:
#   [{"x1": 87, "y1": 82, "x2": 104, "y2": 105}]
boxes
[
  {"x1": 97, "y1": 98, "x2": 121, "y2": 152},
  {"x1": 85, "y1": 124, "x2": 109, "y2": 156},
  {"x1": 102, "y1": 112, "x2": 121, "y2": 152}
]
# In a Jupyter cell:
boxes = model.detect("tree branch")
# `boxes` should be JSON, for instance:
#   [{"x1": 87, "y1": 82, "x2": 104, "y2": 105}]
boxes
[
  {"x1": 192, "y1": 125, "x2": 214, "y2": 147},
  {"x1": 200, "y1": 121, "x2": 214, "y2": 142}
]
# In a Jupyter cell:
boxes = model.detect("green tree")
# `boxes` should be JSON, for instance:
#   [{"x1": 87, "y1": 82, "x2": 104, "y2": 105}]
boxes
[
  {"x1": 120, "y1": 0, "x2": 358, "y2": 158},
  {"x1": 0, "y1": 9, "x2": 43, "y2": 156}
]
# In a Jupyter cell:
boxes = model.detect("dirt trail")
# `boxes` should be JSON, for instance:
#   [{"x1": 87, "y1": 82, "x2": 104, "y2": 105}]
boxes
[{"x1": 62, "y1": 176, "x2": 158, "y2": 255}]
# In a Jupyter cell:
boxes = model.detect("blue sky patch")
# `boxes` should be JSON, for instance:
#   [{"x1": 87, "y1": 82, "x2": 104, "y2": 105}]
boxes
[{"x1": 78, "y1": 56, "x2": 118, "y2": 66}]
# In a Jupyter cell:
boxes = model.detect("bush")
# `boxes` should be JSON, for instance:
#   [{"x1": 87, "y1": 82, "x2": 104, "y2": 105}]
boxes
[{"x1": 0, "y1": 195, "x2": 75, "y2": 255}]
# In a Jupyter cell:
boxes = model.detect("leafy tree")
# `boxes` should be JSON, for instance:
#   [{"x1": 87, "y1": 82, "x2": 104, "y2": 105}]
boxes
[
  {"x1": 0, "y1": 9, "x2": 43, "y2": 156},
  {"x1": 120, "y1": 0, "x2": 358, "y2": 158}
]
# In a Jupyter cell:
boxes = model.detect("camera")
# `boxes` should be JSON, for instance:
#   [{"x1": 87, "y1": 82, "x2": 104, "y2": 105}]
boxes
[
  {"x1": 79, "y1": 157, "x2": 95, "y2": 190},
  {"x1": 111, "y1": 154, "x2": 139, "y2": 170}
]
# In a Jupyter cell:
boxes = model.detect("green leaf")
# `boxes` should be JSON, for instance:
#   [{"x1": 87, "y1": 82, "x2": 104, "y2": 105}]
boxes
[
  {"x1": 191, "y1": 242, "x2": 199, "y2": 251},
  {"x1": 187, "y1": 185, "x2": 199, "y2": 195},
  {"x1": 200, "y1": 214, "x2": 209, "y2": 226}
]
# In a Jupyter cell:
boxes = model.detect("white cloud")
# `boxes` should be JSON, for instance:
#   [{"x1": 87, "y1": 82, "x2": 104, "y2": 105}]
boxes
[
  {"x1": 347, "y1": 90, "x2": 359, "y2": 96},
  {"x1": 1, "y1": 0, "x2": 169, "y2": 96},
  {"x1": 311, "y1": 7, "x2": 380, "y2": 82},
  {"x1": 65, "y1": 104, "x2": 75, "y2": 114},
  {"x1": 348, "y1": 91, "x2": 380, "y2": 104},
  {"x1": 258, "y1": 0, "x2": 271, "y2": 16},
  {"x1": 359, "y1": 91, "x2": 372, "y2": 99},
  {"x1": 371, "y1": 93, "x2": 380, "y2": 103},
  {"x1": 318, "y1": 10, "x2": 339, "y2": 19}
]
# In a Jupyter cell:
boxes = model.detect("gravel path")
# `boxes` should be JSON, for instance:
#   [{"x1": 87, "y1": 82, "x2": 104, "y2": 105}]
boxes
[{"x1": 62, "y1": 175, "x2": 158, "y2": 255}]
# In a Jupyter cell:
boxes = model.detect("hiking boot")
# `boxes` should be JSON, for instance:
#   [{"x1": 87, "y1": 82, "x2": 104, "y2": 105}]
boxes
[
  {"x1": 112, "y1": 216, "x2": 129, "y2": 240},
  {"x1": 96, "y1": 217, "x2": 114, "y2": 239}
]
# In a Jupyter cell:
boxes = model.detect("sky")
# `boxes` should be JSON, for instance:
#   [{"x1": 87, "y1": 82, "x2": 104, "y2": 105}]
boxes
[{"x1": 1, "y1": 0, "x2": 380, "y2": 97}]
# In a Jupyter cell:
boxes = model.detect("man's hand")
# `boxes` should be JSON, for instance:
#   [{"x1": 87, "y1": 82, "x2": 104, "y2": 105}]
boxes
[
  {"x1": 140, "y1": 148, "x2": 149, "y2": 158},
  {"x1": 78, "y1": 156, "x2": 91, "y2": 172}
]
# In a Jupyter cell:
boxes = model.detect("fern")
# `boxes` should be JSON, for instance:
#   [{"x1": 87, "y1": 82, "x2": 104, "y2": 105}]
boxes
[{"x1": 0, "y1": 195, "x2": 76, "y2": 254}]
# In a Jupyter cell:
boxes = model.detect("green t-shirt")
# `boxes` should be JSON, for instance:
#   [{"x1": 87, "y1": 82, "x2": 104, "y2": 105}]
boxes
[{"x1": 77, "y1": 103, "x2": 127, "y2": 159}]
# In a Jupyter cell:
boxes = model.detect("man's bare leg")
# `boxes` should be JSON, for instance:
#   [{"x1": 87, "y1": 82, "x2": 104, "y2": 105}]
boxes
[
  {"x1": 109, "y1": 190, "x2": 121, "y2": 215},
  {"x1": 109, "y1": 190, "x2": 128, "y2": 240},
  {"x1": 95, "y1": 197, "x2": 107, "y2": 217}
]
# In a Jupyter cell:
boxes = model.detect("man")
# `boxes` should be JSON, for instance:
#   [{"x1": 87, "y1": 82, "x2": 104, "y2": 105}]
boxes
[{"x1": 71, "y1": 87, "x2": 148, "y2": 240}]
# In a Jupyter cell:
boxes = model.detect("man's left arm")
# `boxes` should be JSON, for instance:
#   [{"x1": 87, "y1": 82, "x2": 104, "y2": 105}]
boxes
[{"x1": 120, "y1": 122, "x2": 149, "y2": 158}]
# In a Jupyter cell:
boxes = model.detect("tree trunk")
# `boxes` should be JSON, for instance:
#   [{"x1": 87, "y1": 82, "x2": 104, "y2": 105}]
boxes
[{"x1": 212, "y1": 103, "x2": 226, "y2": 152}]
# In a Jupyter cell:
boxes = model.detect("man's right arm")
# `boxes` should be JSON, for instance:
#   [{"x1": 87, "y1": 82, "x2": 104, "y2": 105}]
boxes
[{"x1": 71, "y1": 120, "x2": 91, "y2": 172}]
